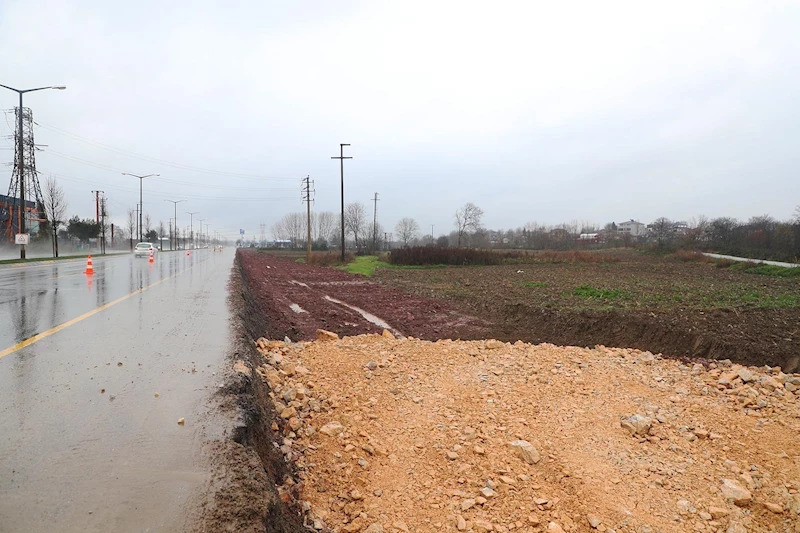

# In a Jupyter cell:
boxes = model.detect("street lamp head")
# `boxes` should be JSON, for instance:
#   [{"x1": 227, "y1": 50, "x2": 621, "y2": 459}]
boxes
[{"x1": 52, "y1": 86, "x2": 67, "y2": 90}]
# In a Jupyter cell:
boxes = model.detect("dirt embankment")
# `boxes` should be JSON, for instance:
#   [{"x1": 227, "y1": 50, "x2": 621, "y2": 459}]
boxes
[
  {"x1": 258, "y1": 333, "x2": 800, "y2": 533},
  {"x1": 199, "y1": 251, "x2": 488, "y2": 532},
  {"x1": 194, "y1": 257, "x2": 307, "y2": 533}
]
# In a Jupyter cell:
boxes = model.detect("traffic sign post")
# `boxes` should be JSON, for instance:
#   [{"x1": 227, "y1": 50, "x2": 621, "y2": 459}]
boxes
[{"x1": 15, "y1": 234, "x2": 30, "y2": 246}]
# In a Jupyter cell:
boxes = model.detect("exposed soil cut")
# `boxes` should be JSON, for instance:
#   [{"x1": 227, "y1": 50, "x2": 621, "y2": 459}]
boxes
[
  {"x1": 237, "y1": 250, "x2": 489, "y2": 342},
  {"x1": 257, "y1": 333, "x2": 800, "y2": 533},
  {"x1": 374, "y1": 255, "x2": 800, "y2": 370}
]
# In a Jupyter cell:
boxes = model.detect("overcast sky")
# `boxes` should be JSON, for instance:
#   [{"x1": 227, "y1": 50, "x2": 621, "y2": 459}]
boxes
[{"x1": 1, "y1": 0, "x2": 799, "y2": 240}]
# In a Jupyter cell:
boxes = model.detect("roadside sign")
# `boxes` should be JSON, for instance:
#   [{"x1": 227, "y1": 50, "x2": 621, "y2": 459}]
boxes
[{"x1": 15, "y1": 233, "x2": 30, "y2": 245}]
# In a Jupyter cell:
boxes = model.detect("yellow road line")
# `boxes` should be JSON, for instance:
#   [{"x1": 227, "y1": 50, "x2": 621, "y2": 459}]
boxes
[{"x1": 0, "y1": 256, "x2": 213, "y2": 359}]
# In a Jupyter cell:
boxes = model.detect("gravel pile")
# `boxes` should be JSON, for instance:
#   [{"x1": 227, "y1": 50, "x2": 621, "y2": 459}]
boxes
[{"x1": 249, "y1": 332, "x2": 800, "y2": 533}]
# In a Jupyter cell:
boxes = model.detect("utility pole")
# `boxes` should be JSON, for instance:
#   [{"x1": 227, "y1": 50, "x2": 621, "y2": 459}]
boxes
[
  {"x1": 100, "y1": 195, "x2": 107, "y2": 254},
  {"x1": 371, "y1": 192, "x2": 379, "y2": 252},
  {"x1": 431, "y1": 224, "x2": 435, "y2": 243},
  {"x1": 164, "y1": 199, "x2": 185, "y2": 250},
  {"x1": 302, "y1": 175, "x2": 314, "y2": 263},
  {"x1": 384, "y1": 231, "x2": 388, "y2": 251},
  {"x1": 92, "y1": 189, "x2": 104, "y2": 252},
  {"x1": 122, "y1": 172, "x2": 159, "y2": 241},
  {"x1": 331, "y1": 144, "x2": 352, "y2": 262},
  {"x1": 198, "y1": 218, "x2": 206, "y2": 248},
  {"x1": 205, "y1": 223, "x2": 211, "y2": 247},
  {"x1": 91, "y1": 190, "x2": 103, "y2": 223},
  {"x1": 0, "y1": 84, "x2": 66, "y2": 259},
  {"x1": 186, "y1": 211, "x2": 198, "y2": 249}
]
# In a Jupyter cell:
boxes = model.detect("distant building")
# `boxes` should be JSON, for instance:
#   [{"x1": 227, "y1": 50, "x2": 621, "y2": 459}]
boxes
[
  {"x1": 617, "y1": 220, "x2": 647, "y2": 237},
  {"x1": 672, "y1": 221, "x2": 690, "y2": 235}
]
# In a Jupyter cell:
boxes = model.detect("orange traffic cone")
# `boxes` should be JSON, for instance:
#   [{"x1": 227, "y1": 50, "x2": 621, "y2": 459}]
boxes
[
  {"x1": 84, "y1": 255, "x2": 94, "y2": 275},
  {"x1": 149, "y1": 248, "x2": 154, "y2": 263}
]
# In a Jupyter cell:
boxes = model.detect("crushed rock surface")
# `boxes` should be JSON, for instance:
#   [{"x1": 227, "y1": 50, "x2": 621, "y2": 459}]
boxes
[{"x1": 254, "y1": 334, "x2": 800, "y2": 533}]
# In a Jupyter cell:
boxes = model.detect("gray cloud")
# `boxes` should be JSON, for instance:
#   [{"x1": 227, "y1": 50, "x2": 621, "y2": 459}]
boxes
[{"x1": 1, "y1": 0, "x2": 798, "y2": 240}]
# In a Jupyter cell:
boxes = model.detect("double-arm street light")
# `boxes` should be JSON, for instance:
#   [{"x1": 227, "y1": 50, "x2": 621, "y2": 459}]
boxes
[
  {"x1": 197, "y1": 218, "x2": 206, "y2": 247},
  {"x1": 122, "y1": 172, "x2": 159, "y2": 241},
  {"x1": 0, "y1": 84, "x2": 66, "y2": 259},
  {"x1": 164, "y1": 199, "x2": 186, "y2": 250},
  {"x1": 186, "y1": 211, "x2": 199, "y2": 249}
]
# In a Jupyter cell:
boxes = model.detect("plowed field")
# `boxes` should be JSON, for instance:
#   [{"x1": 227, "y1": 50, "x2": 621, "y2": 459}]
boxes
[{"x1": 374, "y1": 252, "x2": 800, "y2": 370}]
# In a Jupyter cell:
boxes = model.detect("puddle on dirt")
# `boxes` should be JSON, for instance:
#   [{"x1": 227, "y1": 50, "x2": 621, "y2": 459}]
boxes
[
  {"x1": 289, "y1": 303, "x2": 308, "y2": 314},
  {"x1": 323, "y1": 295, "x2": 403, "y2": 337}
]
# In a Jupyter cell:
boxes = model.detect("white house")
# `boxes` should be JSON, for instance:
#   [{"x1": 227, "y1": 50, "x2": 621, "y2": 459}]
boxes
[{"x1": 617, "y1": 220, "x2": 647, "y2": 237}]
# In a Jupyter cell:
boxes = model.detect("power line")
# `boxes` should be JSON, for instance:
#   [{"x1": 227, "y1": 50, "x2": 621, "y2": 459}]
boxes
[
  {"x1": 43, "y1": 171, "x2": 298, "y2": 201},
  {"x1": 42, "y1": 148, "x2": 297, "y2": 191},
  {"x1": 34, "y1": 120, "x2": 299, "y2": 181}
]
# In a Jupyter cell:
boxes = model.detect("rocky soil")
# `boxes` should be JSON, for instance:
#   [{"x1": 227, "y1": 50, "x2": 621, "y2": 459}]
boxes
[{"x1": 246, "y1": 332, "x2": 800, "y2": 533}]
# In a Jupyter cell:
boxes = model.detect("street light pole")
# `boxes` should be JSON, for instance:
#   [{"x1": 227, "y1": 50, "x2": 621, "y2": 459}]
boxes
[
  {"x1": 0, "y1": 84, "x2": 66, "y2": 259},
  {"x1": 331, "y1": 143, "x2": 352, "y2": 262},
  {"x1": 164, "y1": 199, "x2": 185, "y2": 250},
  {"x1": 197, "y1": 218, "x2": 206, "y2": 248},
  {"x1": 186, "y1": 212, "x2": 198, "y2": 249},
  {"x1": 122, "y1": 172, "x2": 159, "y2": 241}
]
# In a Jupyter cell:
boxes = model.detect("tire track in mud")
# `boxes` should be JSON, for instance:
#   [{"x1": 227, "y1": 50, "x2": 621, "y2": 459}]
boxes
[{"x1": 238, "y1": 251, "x2": 488, "y2": 341}]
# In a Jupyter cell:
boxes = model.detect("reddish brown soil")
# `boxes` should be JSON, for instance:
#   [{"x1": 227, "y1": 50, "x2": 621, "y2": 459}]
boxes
[{"x1": 237, "y1": 250, "x2": 488, "y2": 342}]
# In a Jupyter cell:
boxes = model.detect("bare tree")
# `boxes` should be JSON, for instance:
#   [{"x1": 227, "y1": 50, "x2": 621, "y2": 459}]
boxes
[
  {"x1": 395, "y1": 217, "x2": 420, "y2": 247},
  {"x1": 42, "y1": 175, "x2": 67, "y2": 257},
  {"x1": 144, "y1": 213, "x2": 152, "y2": 235},
  {"x1": 345, "y1": 202, "x2": 367, "y2": 252},
  {"x1": 650, "y1": 217, "x2": 674, "y2": 248},
  {"x1": 285, "y1": 212, "x2": 305, "y2": 247},
  {"x1": 794, "y1": 205, "x2": 800, "y2": 224},
  {"x1": 454, "y1": 202, "x2": 484, "y2": 247},
  {"x1": 126, "y1": 208, "x2": 136, "y2": 249},
  {"x1": 316, "y1": 211, "x2": 336, "y2": 246},
  {"x1": 271, "y1": 213, "x2": 306, "y2": 247}
]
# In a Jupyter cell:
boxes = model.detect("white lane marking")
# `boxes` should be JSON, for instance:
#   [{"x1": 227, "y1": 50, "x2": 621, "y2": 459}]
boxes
[
  {"x1": 323, "y1": 295, "x2": 403, "y2": 337},
  {"x1": 289, "y1": 303, "x2": 307, "y2": 314}
]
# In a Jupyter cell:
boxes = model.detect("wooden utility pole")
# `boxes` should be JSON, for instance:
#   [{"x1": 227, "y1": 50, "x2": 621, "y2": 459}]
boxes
[
  {"x1": 302, "y1": 176, "x2": 314, "y2": 263},
  {"x1": 371, "y1": 192, "x2": 379, "y2": 252},
  {"x1": 331, "y1": 144, "x2": 352, "y2": 261}
]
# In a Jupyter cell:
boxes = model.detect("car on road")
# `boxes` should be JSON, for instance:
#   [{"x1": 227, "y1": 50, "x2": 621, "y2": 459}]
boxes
[{"x1": 134, "y1": 242, "x2": 157, "y2": 258}]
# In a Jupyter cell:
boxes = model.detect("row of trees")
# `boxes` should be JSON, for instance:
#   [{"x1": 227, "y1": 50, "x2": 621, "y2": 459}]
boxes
[
  {"x1": 270, "y1": 205, "x2": 387, "y2": 253},
  {"x1": 40, "y1": 175, "x2": 176, "y2": 257},
  {"x1": 270, "y1": 198, "x2": 799, "y2": 263},
  {"x1": 388, "y1": 204, "x2": 800, "y2": 262}
]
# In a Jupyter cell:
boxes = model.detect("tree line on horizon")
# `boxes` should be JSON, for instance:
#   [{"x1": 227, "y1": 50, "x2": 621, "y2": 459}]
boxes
[{"x1": 269, "y1": 201, "x2": 800, "y2": 263}]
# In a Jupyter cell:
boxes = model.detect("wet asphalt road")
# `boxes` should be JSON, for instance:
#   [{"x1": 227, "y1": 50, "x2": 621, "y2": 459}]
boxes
[{"x1": 0, "y1": 249, "x2": 235, "y2": 532}]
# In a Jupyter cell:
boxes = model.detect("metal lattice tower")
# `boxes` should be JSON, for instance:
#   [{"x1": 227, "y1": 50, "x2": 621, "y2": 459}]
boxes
[{"x1": 2, "y1": 106, "x2": 44, "y2": 240}]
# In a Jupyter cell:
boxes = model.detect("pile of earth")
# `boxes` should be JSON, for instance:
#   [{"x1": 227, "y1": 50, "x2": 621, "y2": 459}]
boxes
[{"x1": 243, "y1": 331, "x2": 800, "y2": 533}]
